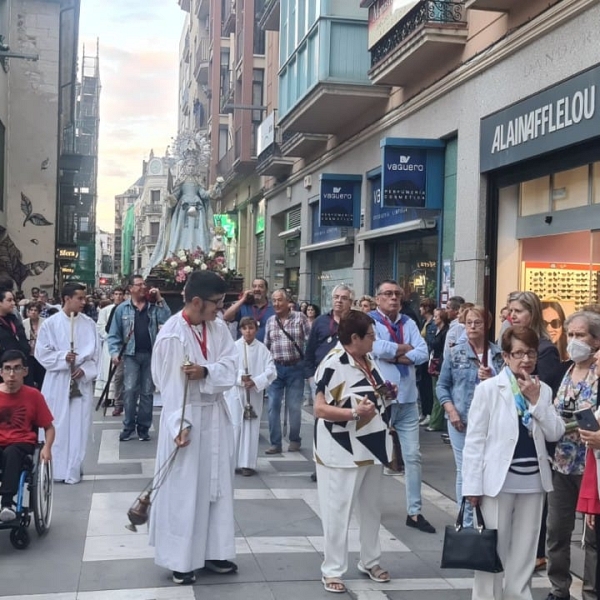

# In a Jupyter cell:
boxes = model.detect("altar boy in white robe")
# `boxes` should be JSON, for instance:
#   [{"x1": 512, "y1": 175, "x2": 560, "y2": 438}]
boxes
[
  {"x1": 35, "y1": 282, "x2": 99, "y2": 484},
  {"x1": 149, "y1": 270, "x2": 238, "y2": 586},
  {"x1": 226, "y1": 316, "x2": 276, "y2": 476}
]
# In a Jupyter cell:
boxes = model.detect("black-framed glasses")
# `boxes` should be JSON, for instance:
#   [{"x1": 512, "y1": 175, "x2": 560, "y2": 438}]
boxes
[{"x1": 202, "y1": 296, "x2": 225, "y2": 307}]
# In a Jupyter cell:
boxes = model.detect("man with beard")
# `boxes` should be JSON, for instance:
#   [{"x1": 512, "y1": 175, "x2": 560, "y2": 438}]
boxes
[{"x1": 223, "y1": 278, "x2": 275, "y2": 343}]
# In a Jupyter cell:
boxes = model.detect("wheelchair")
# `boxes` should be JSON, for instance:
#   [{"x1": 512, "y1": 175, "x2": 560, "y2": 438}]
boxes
[{"x1": 0, "y1": 444, "x2": 53, "y2": 549}]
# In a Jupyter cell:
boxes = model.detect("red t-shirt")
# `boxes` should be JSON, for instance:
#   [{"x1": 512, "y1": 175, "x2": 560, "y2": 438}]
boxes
[{"x1": 0, "y1": 385, "x2": 53, "y2": 446}]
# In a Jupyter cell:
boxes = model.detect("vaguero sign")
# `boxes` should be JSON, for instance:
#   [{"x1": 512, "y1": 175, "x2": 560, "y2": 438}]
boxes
[
  {"x1": 480, "y1": 65, "x2": 600, "y2": 172},
  {"x1": 319, "y1": 174, "x2": 362, "y2": 228}
]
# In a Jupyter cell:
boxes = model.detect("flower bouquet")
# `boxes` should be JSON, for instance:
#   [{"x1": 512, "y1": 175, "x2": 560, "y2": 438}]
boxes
[{"x1": 153, "y1": 247, "x2": 241, "y2": 290}]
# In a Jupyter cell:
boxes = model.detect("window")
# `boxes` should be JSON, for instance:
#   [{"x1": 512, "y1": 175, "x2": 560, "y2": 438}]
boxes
[
  {"x1": 151, "y1": 190, "x2": 160, "y2": 204},
  {"x1": 253, "y1": 0, "x2": 266, "y2": 55},
  {"x1": 252, "y1": 69, "x2": 264, "y2": 123},
  {"x1": 150, "y1": 222, "x2": 160, "y2": 237},
  {"x1": 218, "y1": 126, "x2": 229, "y2": 160}
]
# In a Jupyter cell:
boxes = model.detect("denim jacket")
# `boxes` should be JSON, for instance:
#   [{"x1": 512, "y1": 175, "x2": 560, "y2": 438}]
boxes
[
  {"x1": 107, "y1": 299, "x2": 171, "y2": 357},
  {"x1": 436, "y1": 340, "x2": 504, "y2": 424}
]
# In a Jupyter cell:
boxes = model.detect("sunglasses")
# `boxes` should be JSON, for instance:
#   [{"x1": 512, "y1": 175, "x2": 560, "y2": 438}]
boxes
[{"x1": 544, "y1": 319, "x2": 562, "y2": 329}]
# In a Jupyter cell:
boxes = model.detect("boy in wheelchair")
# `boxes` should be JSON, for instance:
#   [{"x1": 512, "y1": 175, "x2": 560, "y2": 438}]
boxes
[{"x1": 0, "y1": 349, "x2": 54, "y2": 522}]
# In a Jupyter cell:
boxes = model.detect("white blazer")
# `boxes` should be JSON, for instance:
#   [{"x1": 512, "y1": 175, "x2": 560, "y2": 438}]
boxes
[{"x1": 462, "y1": 369, "x2": 565, "y2": 498}]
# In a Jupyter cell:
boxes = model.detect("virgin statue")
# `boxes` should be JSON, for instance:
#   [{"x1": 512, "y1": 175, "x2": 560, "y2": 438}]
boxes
[{"x1": 144, "y1": 133, "x2": 224, "y2": 276}]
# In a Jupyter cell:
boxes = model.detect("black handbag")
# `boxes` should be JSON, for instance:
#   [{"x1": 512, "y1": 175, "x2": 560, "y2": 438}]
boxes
[{"x1": 440, "y1": 498, "x2": 503, "y2": 573}]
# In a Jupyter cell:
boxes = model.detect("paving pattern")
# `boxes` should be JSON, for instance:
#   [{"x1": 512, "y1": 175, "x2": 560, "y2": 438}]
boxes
[{"x1": 0, "y1": 405, "x2": 584, "y2": 599}]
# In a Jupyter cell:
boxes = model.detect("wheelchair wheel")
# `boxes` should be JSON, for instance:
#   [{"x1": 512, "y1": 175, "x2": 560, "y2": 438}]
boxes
[
  {"x1": 10, "y1": 527, "x2": 30, "y2": 550},
  {"x1": 31, "y1": 457, "x2": 53, "y2": 536}
]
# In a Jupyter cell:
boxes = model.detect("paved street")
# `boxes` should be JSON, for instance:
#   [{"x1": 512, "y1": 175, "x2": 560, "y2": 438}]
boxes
[{"x1": 0, "y1": 403, "x2": 587, "y2": 600}]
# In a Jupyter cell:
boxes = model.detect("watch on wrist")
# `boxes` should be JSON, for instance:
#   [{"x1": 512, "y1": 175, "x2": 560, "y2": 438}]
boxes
[{"x1": 351, "y1": 408, "x2": 360, "y2": 421}]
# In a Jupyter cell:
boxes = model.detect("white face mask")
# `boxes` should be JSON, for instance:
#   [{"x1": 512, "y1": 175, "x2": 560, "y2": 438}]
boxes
[{"x1": 567, "y1": 338, "x2": 594, "y2": 363}]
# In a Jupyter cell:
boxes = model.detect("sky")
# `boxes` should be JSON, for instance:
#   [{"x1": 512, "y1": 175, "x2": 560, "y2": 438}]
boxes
[{"x1": 79, "y1": 0, "x2": 186, "y2": 231}]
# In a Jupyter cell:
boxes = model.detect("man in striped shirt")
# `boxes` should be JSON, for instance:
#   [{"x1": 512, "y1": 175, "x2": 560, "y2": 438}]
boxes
[{"x1": 264, "y1": 289, "x2": 310, "y2": 454}]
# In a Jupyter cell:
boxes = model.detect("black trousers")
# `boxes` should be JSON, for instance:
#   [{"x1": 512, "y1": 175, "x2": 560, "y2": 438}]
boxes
[
  {"x1": 416, "y1": 364, "x2": 434, "y2": 417},
  {"x1": 0, "y1": 443, "x2": 35, "y2": 506}
]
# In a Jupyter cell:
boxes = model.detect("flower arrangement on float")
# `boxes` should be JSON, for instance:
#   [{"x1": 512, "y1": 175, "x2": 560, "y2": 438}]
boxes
[{"x1": 154, "y1": 246, "x2": 240, "y2": 288}]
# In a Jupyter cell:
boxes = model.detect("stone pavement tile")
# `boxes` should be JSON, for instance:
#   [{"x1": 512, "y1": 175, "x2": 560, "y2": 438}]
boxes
[
  {"x1": 259, "y1": 474, "x2": 319, "y2": 489},
  {"x1": 253, "y1": 550, "x2": 325, "y2": 582},
  {"x1": 271, "y1": 460, "x2": 315, "y2": 472},
  {"x1": 90, "y1": 478, "x2": 153, "y2": 494},
  {"x1": 79, "y1": 589, "x2": 194, "y2": 600},
  {"x1": 192, "y1": 582, "x2": 275, "y2": 600},
  {"x1": 88, "y1": 461, "x2": 143, "y2": 476},
  {"x1": 410, "y1": 550, "x2": 473, "y2": 579},
  {"x1": 386, "y1": 590, "x2": 471, "y2": 600},
  {"x1": 78, "y1": 558, "x2": 172, "y2": 591},
  {"x1": 347, "y1": 551, "x2": 441, "y2": 581},
  {"x1": 234, "y1": 499, "x2": 322, "y2": 537},
  {"x1": 270, "y1": 580, "x2": 353, "y2": 600}
]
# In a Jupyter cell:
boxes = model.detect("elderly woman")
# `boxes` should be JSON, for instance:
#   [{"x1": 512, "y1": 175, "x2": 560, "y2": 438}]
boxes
[
  {"x1": 546, "y1": 310, "x2": 600, "y2": 600},
  {"x1": 437, "y1": 306, "x2": 504, "y2": 526},
  {"x1": 314, "y1": 310, "x2": 392, "y2": 593},
  {"x1": 462, "y1": 326, "x2": 565, "y2": 600}
]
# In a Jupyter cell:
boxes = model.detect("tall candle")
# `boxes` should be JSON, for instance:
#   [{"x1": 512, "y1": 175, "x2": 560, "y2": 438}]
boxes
[
  {"x1": 243, "y1": 340, "x2": 248, "y2": 372},
  {"x1": 70, "y1": 312, "x2": 75, "y2": 346}
]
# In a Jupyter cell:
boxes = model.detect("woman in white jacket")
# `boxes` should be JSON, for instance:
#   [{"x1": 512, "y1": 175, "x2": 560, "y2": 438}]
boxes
[{"x1": 462, "y1": 326, "x2": 565, "y2": 600}]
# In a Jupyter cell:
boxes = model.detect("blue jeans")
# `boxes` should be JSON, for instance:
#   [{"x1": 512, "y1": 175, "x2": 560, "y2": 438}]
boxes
[
  {"x1": 122, "y1": 352, "x2": 154, "y2": 435},
  {"x1": 390, "y1": 402, "x2": 422, "y2": 516},
  {"x1": 447, "y1": 422, "x2": 473, "y2": 528},
  {"x1": 267, "y1": 363, "x2": 305, "y2": 448}
]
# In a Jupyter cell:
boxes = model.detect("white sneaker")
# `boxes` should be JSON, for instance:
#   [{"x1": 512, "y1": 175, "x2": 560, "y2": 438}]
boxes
[
  {"x1": 0, "y1": 506, "x2": 16, "y2": 522},
  {"x1": 420, "y1": 415, "x2": 431, "y2": 426}
]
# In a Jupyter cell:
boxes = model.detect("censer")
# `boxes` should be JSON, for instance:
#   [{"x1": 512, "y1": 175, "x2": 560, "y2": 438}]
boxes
[{"x1": 126, "y1": 357, "x2": 192, "y2": 532}]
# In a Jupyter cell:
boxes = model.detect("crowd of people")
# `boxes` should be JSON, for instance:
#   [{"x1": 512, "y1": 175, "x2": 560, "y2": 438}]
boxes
[{"x1": 4, "y1": 272, "x2": 600, "y2": 599}]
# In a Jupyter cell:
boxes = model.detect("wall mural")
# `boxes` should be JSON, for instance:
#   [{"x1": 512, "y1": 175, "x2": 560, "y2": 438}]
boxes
[{"x1": 0, "y1": 192, "x2": 53, "y2": 288}]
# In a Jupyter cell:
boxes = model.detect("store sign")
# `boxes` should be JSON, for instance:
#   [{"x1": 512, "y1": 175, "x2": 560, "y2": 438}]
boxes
[
  {"x1": 319, "y1": 175, "x2": 362, "y2": 228},
  {"x1": 480, "y1": 64, "x2": 600, "y2": 172},
  {"x1": 257, "y1": 113, "x2": 275, "y2": 157},
  {"x1": 366, "y1": 0, "x2": 418, "y2": 49},
  {"x1": 57, "y1": 248, "x2": 79, "y2": 260},
  {"x1": 382, "y1": 147, "x2": 427, "y2": 208}
]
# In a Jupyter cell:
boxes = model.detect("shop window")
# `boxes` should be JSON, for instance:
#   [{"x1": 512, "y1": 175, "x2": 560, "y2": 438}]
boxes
[
  {"x1": 552, "y1": 165, "x2": 589, "y2": 211},
  {"x1": 593, "y1": 162, "x2": 600, "y2": 204},
  {"x1": 520, "y1": 176, "x2": 549, "y2": 217}
]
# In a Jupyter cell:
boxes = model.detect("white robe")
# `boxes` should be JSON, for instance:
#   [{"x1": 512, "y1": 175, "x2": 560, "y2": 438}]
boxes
[
  {"x1": 149, "y1": 311, "x2": 238, "y2": 573},
  {"x1": 35, "y1": 311, "x2": 99, "y2": 484},
  {"x1": 225, "y1": 338, "x2": 276, "y2": 470},
  {"x1": 94, "y1": 303, "x2": 115, "y2": 397}
]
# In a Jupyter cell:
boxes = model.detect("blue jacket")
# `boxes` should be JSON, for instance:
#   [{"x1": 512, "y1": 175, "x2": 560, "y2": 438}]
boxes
[
  {"x1": 305, "y1": 312, "x2": 338, "y2": 376},
  {"x1": 107, "y1": 299, "x2": 171, "y2": 357},
  {"x1": 436, "y1": 340, "x2": 504, "y2": 424}
]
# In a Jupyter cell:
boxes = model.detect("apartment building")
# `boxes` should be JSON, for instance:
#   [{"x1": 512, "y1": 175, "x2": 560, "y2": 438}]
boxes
[
  {"x1": 114, "y1": 184, "x2": 140, "y2": 279},
  {"x1": 0, "y1": 0, "x2": 80, "y2": 295},
  {"x1": 255, "y1": 0, "x2": 600, "y2": 322}
]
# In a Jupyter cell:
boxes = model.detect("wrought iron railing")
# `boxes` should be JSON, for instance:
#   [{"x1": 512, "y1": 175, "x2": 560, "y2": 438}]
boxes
[
  {"x1": 370, "y1": 0, "x2": 466, "y2": 67},
  {"x1": 142, "y1": 204, "x2": 162, "y2": 216},
  {"x1": 142, "y1": 234, "x2": 159, "y2": 246},
  {"x1": 256, "y1": 143, "x2": 281, "y2": 170}
]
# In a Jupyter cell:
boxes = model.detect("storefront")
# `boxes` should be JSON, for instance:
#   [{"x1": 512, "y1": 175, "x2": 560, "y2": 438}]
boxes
[{"x1": 482, "y1": 63, "x2": 600, "y2": 331}]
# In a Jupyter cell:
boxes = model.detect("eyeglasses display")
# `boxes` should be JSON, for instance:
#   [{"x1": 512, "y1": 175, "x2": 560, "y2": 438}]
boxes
[{"x1": 523, "y1": 262, "x2": 600, "y2": 310}]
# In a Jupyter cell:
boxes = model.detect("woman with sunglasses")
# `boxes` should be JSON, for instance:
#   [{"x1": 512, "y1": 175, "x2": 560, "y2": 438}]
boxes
[
  {"x1": 462, "y1": 326, "x2": 564, "y2": 600},
  {"x1": 541, "y1": 300, "x2": 568, "y2": 362}
]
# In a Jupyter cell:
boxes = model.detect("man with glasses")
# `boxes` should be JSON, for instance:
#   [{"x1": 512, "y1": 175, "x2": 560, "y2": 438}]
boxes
[
  {"x1": 108, "y1": 275, "x2": 170, "y2": 442},
  {"x1": 0, "y1": 349, "x2": 54, "y2": 521},
  {"x1": 369, "y1": 280, "x2": 435, "y2": 533},
  {"x1": 150, "y1": 270, "x2": 238, "y2": 585}
]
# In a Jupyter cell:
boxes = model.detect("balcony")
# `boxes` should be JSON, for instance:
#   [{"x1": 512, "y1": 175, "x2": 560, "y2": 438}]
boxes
[
  {"x1": 216, "y1": 147, "x2": 235, "y2": 179},
  {"x1": 256, "y1": 143, "x2": 295, "y2": 179},
  {"x1": 142, "y1": 204, "x2": 162, "y2": 216},
  {"x1": 464, "y1": 0, "x2": 517, "y2": 10},
  {"x1": 194, "y1": 38, "x2": 210, "y2": 84},
  {"x1": 369, "y1": 0, "x2": 468, "y2": 87},
  {"x1": 259, "y1": 0, "x2": 280, "y2": 31},
  {"x1": 141, "y1": 235, "x2": 159, "y2": 247},
  {"x1": 222, "y1": 0, "x2": 236, "y2": 36},
  {"x1": 178, "y1": 0, "x2": 191, "y2": 12},
  {"x1": 280, "y1": 131, "x2": 329, "y2": 159},
  {"x1": 278, "y1": 82, "x2": 389, "y2": 135}
]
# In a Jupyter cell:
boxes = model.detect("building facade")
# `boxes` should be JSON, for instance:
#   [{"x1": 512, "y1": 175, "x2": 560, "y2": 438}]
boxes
[
  {"x1": 0, "y1": 0, "x2": 80, "y2": 295},
  {"x1": 253, "y1": 0, "x2": 599, "y2": 322}
]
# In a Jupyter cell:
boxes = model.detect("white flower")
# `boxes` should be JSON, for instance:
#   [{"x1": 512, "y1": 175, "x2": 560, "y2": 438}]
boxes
[
  {"x1": 183, "y1": 265, "x2": 192, "y2": 274},
  {"x1": 200, "y1": 263, "x2": 208, "y2": 270},
  {"x1": 193, "y1": 258, "x2": 202, "y2": 266},
  {"x1": 170, "y1": 261, "x2": 178, "y2": 268},
  {"x1": 177, "y1": 251, "x2": 186, "y2": 260},
  {"x1": 221, "y1": 267, "x2": 228, "y2": 273}
]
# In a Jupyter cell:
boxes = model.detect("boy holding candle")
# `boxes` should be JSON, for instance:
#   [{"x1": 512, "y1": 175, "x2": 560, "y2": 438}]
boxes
[{"x1": 225, "y1": 317, "x2": 276, "y2": 476}]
